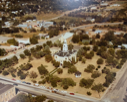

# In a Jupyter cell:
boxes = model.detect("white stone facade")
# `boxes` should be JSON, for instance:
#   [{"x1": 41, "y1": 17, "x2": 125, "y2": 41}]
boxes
[{"x1": 50, "y1": 39, "x2": 77, "y2": 67}]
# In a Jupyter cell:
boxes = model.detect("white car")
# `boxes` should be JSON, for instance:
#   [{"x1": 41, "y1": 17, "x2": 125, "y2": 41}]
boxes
[{"x1": 16, "y1": 80, "x2": 21, "y2": 83}]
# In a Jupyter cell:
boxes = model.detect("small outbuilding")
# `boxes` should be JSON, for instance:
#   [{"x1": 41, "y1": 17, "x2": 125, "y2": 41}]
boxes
[{"x1": 75, "y1": 71, "x2": 81, "y2": 78}]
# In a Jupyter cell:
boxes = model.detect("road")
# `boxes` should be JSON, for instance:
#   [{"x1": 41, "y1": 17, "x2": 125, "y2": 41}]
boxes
[
  {"x1": 102, "y1": 61, "x2": 127, "y2": 102},
  {"x1": 72, "y1": 22, "x2": 123, "y2": 30},
  {"x1": 0, "y1": 76, "x2": 98, "y2": 102}
]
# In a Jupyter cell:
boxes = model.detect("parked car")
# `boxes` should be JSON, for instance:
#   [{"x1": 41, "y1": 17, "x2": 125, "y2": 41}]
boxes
[
  {"x1": 13, "y1": 83, "x2": 18, "y2": 86},
  {"x1": 22, "y1": 81, "x2": 26, "y2": 83},
  {"x1": 12, "y1": 79, "x2": 16, "y2": 81},
  {"x1": 26, "y1": 82, "x2": 31, "y2": 85},
  {"x1": 34, "y1": 83, "x2": 39, "y2": 86},
  {"x1": 16, "y1": 80, "x2": 21, "y2": 83},
  {"x1": 70, "y1": 93, "x2": 75, "y2": 95}
]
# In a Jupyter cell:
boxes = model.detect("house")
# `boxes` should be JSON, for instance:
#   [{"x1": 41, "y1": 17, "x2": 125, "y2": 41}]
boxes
[
  {"x1": 75, "y1": 71, "x2": 81, "y2": 77},
  {"x1": 110, "y1": 4, "x2": 120, "y2": 7},
  {"x1": 86, "y1": 17, "x2": 95, "y2": 22},
  {"x1": 0, "y1": 83, "x2": 16, "y2": 102},
  {"x1": 100, "y1": 3, "x2": 108, "y2": 7},
  {"x1": 16, "y1": 38, "x2": 30, "y2": 45},
  {"x1": 38, "y1": 33, "x2": 49, "y2": 39},
  {"x1": 90, "y1": 7, "x2": 97, "y2": 11}
]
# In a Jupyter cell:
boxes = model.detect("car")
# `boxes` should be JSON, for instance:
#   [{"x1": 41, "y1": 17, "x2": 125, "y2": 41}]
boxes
[
  {"x1": 13, "y1": 83, "x2": 18, "y2": 86},
  {"x1": 16, "y1": 80, "x2": 21, "y2": 83},
  {"x1": 22, "y1": 81, "x2": 26, "y2": 83},
  {"x1": 26, "y1": 82, "x2": 31, "y2": 85},
  {"x1": 12, "y1": 79, "x2": 16, "y2": 81},
  {"x1": 70, "y1": 93, "x2": 75, "y2": 95}
]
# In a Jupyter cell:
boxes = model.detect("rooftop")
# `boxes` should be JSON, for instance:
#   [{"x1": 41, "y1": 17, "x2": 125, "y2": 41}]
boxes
[{"x1": 0, "y1": 83, "x2": 14, "y2": 95}]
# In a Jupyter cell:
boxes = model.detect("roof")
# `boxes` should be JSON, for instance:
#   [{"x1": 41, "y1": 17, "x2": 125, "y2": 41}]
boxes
[
  {"x1": 75, "y1": 71, "x2": 81, "y2": 75},
  {"x1": 0, "y1": 83, "x2": 14, "y2": 95},
  {"x1": 95, "y1": 30, "x2": 102, "y2": 34}
]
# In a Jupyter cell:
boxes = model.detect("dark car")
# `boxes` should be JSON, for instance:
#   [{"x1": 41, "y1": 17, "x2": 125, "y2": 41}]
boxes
[
  {"x1": 13, "y1": 83, "x2": 18, "y2": 86},
  {"x1": 26, "y1": 82, "x2": 31, "y2": 85}
]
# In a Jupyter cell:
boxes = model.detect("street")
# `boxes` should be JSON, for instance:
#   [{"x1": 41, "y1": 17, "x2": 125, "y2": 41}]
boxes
[{"x1": 0, "y1": 76, "x2": 98, "y2": 102}]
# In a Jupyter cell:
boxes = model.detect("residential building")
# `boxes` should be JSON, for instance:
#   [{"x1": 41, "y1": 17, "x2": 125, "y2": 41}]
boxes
[{"x1": 0, "y1": 83, "x2": 16, "y2": 102}]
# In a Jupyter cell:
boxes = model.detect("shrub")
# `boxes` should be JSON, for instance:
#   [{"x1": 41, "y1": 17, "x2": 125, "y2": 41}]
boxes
[
  {"x1": 93, "y1": 45, "x2": 98, "y2": 52},
  {"x1": 79, "y1": 78, "x2": 94, "y2": 88},
  {"x1": 7, "y1": 38, "x2": 18, "y2": 46},
  {"x1": 20, "y1": 54, "x2": 26, "y2": 59},
  {"x1": 42, "y1": 79, "x2": 46, "y2": 84},
  {"x1": 98, "y1": 65, "x2": 101, "y2": 68},
  {"x1": 45, "y1": 55, "x2": 52, "y2": 62},
  {"x1": 20, "y1": 73, "x2": 27, "y2": 80},
  {"x1": 57, "y1": 69, "x2": 63, "y2": 74},
  {"x1": 24, "y1": 49, "x2": 31, "y2": 56},
  {"x1": 84, "y1": 64, "x2": 95, "y2": 73},
  {"x1": 11, "y1": 73, "x2": 16, "y2": 77},
  {"x1": 68, "y1": 66, "x2": 77, "y2": 74},
  {"x1": 30, "y1": 36, "x2": 38, "y2": 44},
  {"x1": 15, "y1": 34, "x2": 23, "y2": 38},
  {"x1": 2, "y1": 71, "x2": 9, "y2": 76},
  {"x1": 32, "y1": 80, "x2": 37, "y2": 83},
  {"x1": 85, "y1": 53, "x2": 92, "y2": 59},
  {"x1": 82, "y1": 57, "x2": 86, "y2": 63},
  {"x1": 87, "y1": 91, "x2": 92, "y2": 96},
  {"x1": 63, "y1": 85, "x2": 69, "y2": 89},
  {"x1": 91, "y1": 71, "x2": 101, "y2": 78},
  {"x1": 38, "y1": 64, "x2": 48, "y2": 75},
  {"x1": 103, "y1": 81, "x2": 110, "y2": 87},
  {"x1": 61, "y1": 78, "x2": 76, "y2": 88},
  {"x1": 97, "y1": 58, "x2": 104, "y2": 64},
  {"x1": 102, "y1": 68, "x2": 110, "y2": 74}
]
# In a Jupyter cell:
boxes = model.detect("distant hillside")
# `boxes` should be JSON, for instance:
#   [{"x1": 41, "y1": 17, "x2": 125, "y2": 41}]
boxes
[{"x1": 18, "y1": 0, "x2": 99, "y2": 13}]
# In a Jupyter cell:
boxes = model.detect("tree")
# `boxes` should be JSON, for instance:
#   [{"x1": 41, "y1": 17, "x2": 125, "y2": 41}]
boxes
[
  {"x1": 72, "y1": 34, "x2": 80, "y2": 43},
  {"x1": 91, "y1": 71, "x2": 101, "y2": 78},
  {"x1": 11, "y1": 55, "x2": 18, "y2": 64},
  {"x1": 0, "y1": 48, "x2": 7, "y2": 56},
  {"x1": 30, "y1": 35, "x2": 38, "y2": 44},
  {"x1": 63, "y1": 61, "x2": 72, "y2": 68},
  {"x1": 68, "y1": 66, "x2": 77, "y2": 74},
  {"x1": 108, "y1": 48, "x2": 115, "y2": 56},
  {"x1": 96, "y1": 33, "x2": 100, "y2": 38},
  {"x1": 79, "y1": 78, "x2": 94, "y2": 88},
  {"x1": 97, "y1": 58, "x2": 104, "y2": 64},
  {"x1": 7, "y1": 38, "x2": 18, "y2": 46},
  {"x1": 24, "y1": 49, "x2": 31, "y2": 56},
  {"x1": 57, "y1": 68, "x2": 63, "y2": 74},
  {"x1": 84, "y1": 64, "x2": 95, "y2": 73},
  {"x1": 68, "y1": 44, "x2": 74, "y2": 51},
  {"x1": 8, "y1": 67, "x2": 16, "y2": 74},
  {"x1": 61, "y1": 78, "x2": 76, "y2": 88},
  {"x1": 45, "y1": 54, "x2": 52, "y2": 62},
  {"x1": 92, "y1": 83, "x2": 104, "y2": 97},
  {"x1": 93, "y1": 45, "x2": 98, "y2": 52},
  {"x1": 38, "y1": 64, "x2": 48, "y2": 75},
  {"x1": 104, "y1": 31, "x2": 115, "y2": 41},
  {"x1": 82, "y1": 57, "x2": 86, "y2": 63},
  {"x1": 2, "y1": 70, "x2": 9, "y2": 76},
  {"x1": 20, "y1": 54, "x2": 26, "y2": 59},
  {"x1": 29, "y1": 71, "x2": 38, "y2": 79}
]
